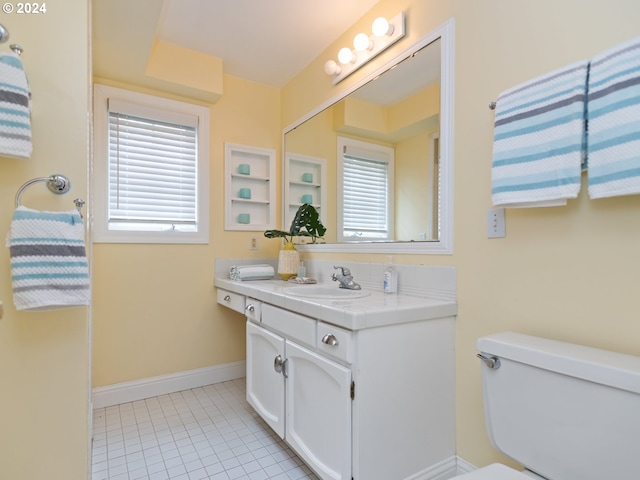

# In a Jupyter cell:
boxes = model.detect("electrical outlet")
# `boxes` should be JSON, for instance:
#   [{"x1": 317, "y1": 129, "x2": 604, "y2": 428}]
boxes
[
  {"x1": 487, "y1": 208, "x2": 506, "y2": 238},
  {"x1": 250, "y1": 236, "x2": 258, "y2": 250}
]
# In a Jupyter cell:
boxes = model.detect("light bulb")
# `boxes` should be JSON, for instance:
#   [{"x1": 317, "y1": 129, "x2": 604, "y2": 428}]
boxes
[
  {"x1": 338, "y1": 47, "x2": 355, "y2": 65},
  {"x1": 353, "y1": 33, "x2": 372, "y2": 51},
  {"x1": 372, "y1": 17, "x2": 393, "y2": 36},
  {"x1": 324, "y1": 60, "x2": 341, "y2": 76}
]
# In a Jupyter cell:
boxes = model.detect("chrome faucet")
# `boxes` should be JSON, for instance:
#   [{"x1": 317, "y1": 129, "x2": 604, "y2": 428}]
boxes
[{"x1": 331, "y1": 266, "x2": 361, "y2": 290}]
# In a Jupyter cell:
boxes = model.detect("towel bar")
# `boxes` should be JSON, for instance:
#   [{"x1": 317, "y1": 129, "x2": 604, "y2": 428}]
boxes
[{"x1": 15, "y1": 174, "x2": 85, "y2": 217}]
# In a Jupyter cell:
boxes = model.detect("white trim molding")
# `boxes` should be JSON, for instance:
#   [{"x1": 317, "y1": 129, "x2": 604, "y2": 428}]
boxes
[
  {"x1": 284, "y1": 18, "x2": 455, "y2": 255},
  {"x1": 92, "y1": 361, "x2": 246, "y2": 409},
  {"x1": 455, "y1": 456, "x2": 478, "y2": 475}
]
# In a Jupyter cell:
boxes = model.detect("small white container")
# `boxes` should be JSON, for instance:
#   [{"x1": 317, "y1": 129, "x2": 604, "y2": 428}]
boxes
[
  {"x1": 383, "y1": 256, "x2": 398, "y2": 294},
  {"x1": 297, "y1": 261, "x2": 307, "y2": 278}
]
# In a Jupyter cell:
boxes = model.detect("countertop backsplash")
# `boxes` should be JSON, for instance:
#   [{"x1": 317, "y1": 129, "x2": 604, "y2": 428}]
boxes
[{"x1": 215, "y1": 258, "x2": 455, "y2": 301}]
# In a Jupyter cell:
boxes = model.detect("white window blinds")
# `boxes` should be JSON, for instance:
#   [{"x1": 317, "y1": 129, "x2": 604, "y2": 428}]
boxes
[
  {"x1": 107, "y1": 99, "x2": 198, "y2": 232},
  {"x1": 340, "y1": 140, "x2": 394, "y2": 240}
]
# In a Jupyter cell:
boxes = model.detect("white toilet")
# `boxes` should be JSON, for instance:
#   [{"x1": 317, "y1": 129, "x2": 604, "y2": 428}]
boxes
[{"x1": 452, "y1": 332, "x2": 640, "y2": 480}]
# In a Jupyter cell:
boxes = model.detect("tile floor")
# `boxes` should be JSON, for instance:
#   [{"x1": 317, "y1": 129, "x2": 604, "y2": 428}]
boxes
[{"x1": 91, "y1": 379, "x2": 319, "y2": 480}]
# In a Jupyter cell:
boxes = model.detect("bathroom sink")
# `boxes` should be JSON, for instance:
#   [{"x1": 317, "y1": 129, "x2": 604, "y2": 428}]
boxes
[{"x1": 284, "y1": 285, "x2": 370, "y2": 299}]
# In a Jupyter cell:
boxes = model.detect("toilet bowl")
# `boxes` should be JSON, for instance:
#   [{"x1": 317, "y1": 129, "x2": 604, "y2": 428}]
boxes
[{"x1": 450, "y1": 332, "x2": 640, "y2": 480}]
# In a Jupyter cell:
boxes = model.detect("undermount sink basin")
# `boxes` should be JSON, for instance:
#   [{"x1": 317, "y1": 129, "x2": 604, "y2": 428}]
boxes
[{"x1": 284, "y1": 285, "x2": 370, "y2": 299}]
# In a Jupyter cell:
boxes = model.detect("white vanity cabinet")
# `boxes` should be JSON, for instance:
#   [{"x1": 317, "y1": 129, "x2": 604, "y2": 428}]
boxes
[
  {"x1": 246, "y1": 304, "x2": 352, "y2": 480},
  {"x1": 215, "y1": 272, "x2": 457, "y2": 480},
  {"x1": 246, "y1": 322, "x2": 285, "y2": 436},
  {"x1": 243, "y1": 300, "x2": 455, "y2": 480}
]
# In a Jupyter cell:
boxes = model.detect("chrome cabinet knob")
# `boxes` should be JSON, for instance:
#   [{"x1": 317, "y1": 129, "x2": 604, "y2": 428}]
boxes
[
  {"x1": 223, "y1": 295, "x2": 231, "y2": 302},
  {"x1": 273, "y1": 355, "x2": 287, "y2": 377},
  {"x1": 246, "y1": 304, "x2": 255, "y2": 313},
  {"x1": 322, "y1": 334, "x2": 339, "y2": 346}
]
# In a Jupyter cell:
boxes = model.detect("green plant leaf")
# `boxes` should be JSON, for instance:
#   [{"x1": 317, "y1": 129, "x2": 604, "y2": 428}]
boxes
[{"x1": 264, "y1": 204, "x2": 326, "y2": 242}]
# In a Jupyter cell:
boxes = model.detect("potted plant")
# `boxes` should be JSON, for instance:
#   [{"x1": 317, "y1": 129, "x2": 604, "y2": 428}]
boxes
[
  {"x1": 264, "y1": 203, "x2": 326, "y2": 244},
  {"x1": 264, "y1": 204, "x2": 326, "y2": 279}
]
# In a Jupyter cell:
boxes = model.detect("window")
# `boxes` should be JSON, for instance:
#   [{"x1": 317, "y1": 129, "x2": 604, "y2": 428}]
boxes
[
  {"x1": 93, "y1": 85, "x2": 209, "y2": 243},
  {"x1": 337, "y1": 137, "x2": 394, "y2": 241}
]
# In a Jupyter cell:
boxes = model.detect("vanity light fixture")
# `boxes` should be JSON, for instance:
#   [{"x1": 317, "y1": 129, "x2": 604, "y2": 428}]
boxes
[
  {"x1": 324, "y1": 11, "x2": 405, "y2": 85},
  {"x1": 338, "y1": 47, "x2": 356, "y2": 65},
  {"x1": 372, "y1": 16, "x2": 394, "y2": 36},
  {"x1": 353, "y1": 33, "x2": 373, "y2": 52}
]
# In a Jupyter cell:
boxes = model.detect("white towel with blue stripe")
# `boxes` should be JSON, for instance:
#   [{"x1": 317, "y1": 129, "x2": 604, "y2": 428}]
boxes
[
  {"x1": 491, "y1": 61, "x2": 589, "y2": 207},
  {"x1": 587, "y1": 36, "x2": 640, "y2": 199},
  {"x1": 6, "y1": 206, "x2": 90, "y2": 311},
  {"x1": 0, "y1": 53, "x2": 31, "y2": 159},
  {"x1": 229, "y1": 264, "x2": 275, "y2": 281}
]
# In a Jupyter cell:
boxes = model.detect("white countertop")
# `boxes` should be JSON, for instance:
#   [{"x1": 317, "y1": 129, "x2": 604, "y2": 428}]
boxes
[{"x1": 215, "y1": 277, "x2": 457, "y2": 331}]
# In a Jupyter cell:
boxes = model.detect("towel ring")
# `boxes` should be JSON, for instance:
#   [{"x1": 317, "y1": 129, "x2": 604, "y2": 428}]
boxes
[
  {"x1": 15, "y1": 174, "x2": 71, "y2": 207},
  {"x1": 0, "y1": 24, "x2": 8, "y2": 44},
  {"x1": 15, "y1": 174, "x2": 85, "y2": 217}
]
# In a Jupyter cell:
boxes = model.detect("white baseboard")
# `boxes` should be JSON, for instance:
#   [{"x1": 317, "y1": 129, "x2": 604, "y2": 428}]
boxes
[
  {"x1": 401, "y1": 456, "x2": 458, "y2": 480},
  {"x1": 455, "y1": 456, "x2": 477, "y2": 475},
  {"x1": 92, "y1": 361, "x2": 246, "y2": 409},
  {"x1": 409, "y1": 456, "x2": 475, "y2": 479}
]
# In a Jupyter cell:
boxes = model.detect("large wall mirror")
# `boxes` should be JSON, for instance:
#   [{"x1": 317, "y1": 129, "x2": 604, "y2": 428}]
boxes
[{"x1": 283, "y1": 19, "x2": 454, "y2": 254}]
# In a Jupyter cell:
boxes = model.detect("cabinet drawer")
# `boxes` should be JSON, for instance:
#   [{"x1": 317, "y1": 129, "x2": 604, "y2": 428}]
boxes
[
  {"x1": 261, "y1": 303, "x2": 316, "y2": 348},
  {"x1": 217, "y1": 288, "x2": 245, "y2": 314},
  {"x1": 317, "y1": 322, "x2": 353, "y2": 363},
  {"x1": 245, "y1": 298, "x2": 262, "y2": 323}
]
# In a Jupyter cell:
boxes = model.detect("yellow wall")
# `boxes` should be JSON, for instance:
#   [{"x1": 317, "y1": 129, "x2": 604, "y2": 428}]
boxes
[
  {"x1": 285, "y1": 108, "x2": 339, "y2": 242},
  {"x1": 91, "y1": 74, "x2": 282, "y2": 387},
  {"x1": 146, "y1": 39, "x2": 224, "y2": 100},
  {"x1": 395, "y1": 130, "x2": 433, "y2": 239},
  {"x1": 282, "y1": 0, "x2": 640, "y2": 469},
  {"x1": 0, "y1": 2, "x2": 90, "y2": 478}
]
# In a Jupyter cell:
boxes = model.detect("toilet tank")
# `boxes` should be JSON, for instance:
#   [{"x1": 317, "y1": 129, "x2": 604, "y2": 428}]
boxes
[{"x1": 477, "y1": 332, "x2": 640, "y2": 480}]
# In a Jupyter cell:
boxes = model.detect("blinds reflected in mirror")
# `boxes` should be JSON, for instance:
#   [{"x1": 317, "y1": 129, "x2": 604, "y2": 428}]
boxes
[{"x1": 338, "y1": 137, "x2": 394, "y2": 241}]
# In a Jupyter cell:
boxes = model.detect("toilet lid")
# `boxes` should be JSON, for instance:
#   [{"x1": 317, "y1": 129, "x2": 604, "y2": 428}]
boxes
[{"x1": 454, "y1": 463, "x2": 531, "y2": 480}]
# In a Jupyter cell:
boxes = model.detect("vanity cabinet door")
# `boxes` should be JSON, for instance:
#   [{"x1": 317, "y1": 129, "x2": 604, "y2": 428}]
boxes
[
  {"x1": 285, "y1": 340, "x2": 352, "y2": 480},
  {"x1": 246, "y1": 321, "x2": 285, "y2": 438}
]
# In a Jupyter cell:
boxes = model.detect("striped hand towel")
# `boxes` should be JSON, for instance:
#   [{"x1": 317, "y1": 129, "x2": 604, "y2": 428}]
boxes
[
  {"x1": 587, "y1": 36, "x2": 640, "y2": 198},
  {"x1": 0, "y1": 53, "x2": 32, "y2": 159},
  {"x1": 6, "y1": 206, "x2": 90, "y2": 311},
  {"x1": 491, "y1": 61, "x2": 589, "y2": 207},
  {"x1": 230, "y1": 264, "x2": 275, "y2": 281}
]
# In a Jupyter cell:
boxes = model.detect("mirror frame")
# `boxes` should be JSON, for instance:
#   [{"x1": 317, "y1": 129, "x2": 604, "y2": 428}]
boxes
[{"x1": 282, "y1": 18, "x2": 454, "y2": 255}]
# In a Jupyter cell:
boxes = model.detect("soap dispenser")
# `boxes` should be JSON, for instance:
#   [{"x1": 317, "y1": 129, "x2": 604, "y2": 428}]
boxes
[{"x1": 383, "y1": 256, "x2": 398, "y2": 294}]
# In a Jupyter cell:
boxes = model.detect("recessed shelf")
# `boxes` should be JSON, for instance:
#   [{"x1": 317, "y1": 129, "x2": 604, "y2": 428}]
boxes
[
  {"x1": 284, "y1": 153, "x2": 327, "y2": 229},
  {"x1": 233, "y1": 198, "x2": 271, "y2": 205},
  {"x1": 230, "y1": 173, "x2": 270, "y2": 182},
  {"x1": 225, "y1": 143, "x2": 276, "y2": 231},
  {"x1": 288, "y1": 180, "x2": 321, "y2": 187}
]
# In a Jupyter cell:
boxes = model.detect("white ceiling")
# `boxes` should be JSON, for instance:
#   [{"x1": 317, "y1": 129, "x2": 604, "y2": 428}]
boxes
[{"x1": 153, "y1": 0, "x2": 382, "y2": 88}]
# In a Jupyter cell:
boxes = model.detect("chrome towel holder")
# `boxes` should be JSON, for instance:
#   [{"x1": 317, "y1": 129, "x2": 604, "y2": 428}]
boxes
[{"x1": 15, "y1": 174, "x2": 85, "y2": 216}]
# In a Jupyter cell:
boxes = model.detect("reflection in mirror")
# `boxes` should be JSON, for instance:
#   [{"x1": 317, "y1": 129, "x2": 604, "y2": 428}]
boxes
[{"x1": 283, "y1": 20, "x2": 453, "y2": 254}]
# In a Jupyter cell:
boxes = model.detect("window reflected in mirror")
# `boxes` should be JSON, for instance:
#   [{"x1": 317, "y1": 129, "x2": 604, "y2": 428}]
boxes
[{"x1": 285, "y1": 38, "x2": 443, "y2": 244}]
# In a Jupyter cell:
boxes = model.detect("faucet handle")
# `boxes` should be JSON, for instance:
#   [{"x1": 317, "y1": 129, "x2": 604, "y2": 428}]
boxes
[{"x1": 333, "y1": 265, "x2": 351, "y2": 276}]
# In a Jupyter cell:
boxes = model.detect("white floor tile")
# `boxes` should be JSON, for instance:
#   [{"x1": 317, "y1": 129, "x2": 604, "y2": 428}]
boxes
[{"x1": 91, "y1": 379, "x2": 319, "y2": 480}]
